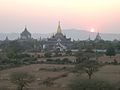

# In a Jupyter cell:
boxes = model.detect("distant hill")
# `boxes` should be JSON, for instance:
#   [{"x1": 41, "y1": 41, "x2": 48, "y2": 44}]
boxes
[
  {"x1": 63, "y1": 29, "x2": 120, "y2": 41},
  {"x1": 0, "y1": 29, "x2": 120, "y2": 41}
]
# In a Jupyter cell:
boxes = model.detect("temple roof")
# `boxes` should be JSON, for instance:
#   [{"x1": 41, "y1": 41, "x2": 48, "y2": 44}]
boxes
[
  {"x1": 95, "y1": 32, "x2": 102, "y2": 41},
  {"x1": 21, "y1": 27, "x2": 31, "y2": 36},
  {"x1": 47, "y1": 22, "x2": 71, "y2": 43},
  {"x1": 5, "y1": 36, "x2": 9, "y2": 41}
]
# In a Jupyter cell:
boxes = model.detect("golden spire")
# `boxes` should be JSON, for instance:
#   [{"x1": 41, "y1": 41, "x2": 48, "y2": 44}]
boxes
[{"x1": 57, "y1": 21, "x2": 62, "y2": 33}]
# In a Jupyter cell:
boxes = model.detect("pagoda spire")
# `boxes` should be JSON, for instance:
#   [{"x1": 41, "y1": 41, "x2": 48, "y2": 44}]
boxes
[
  {"x1": 5, "y1": 36, "x2": 9, "y2": 41},
  {"x1": 25, "y1": 25, "x2": 27, "y2": 31},
  {"x1": 94, "y1": 32, "x2": 102, "y2": 42},
  {"x1": 88, "y1": 35, "x2": 91, "y2": 41},
  {"x1": 57, "y1": 21, "x2": 62, "y2": 33}
]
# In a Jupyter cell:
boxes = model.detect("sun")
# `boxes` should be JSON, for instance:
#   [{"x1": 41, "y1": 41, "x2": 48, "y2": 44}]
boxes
[{"x1": 90, "y1": 28, "x2": 95, "y2": 32}]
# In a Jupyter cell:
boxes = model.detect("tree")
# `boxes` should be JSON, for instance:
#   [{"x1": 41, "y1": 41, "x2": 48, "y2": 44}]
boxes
[
  {"x1": 66, "y1": 50, "x2": 72, "y2": 56},
  {"x1": 75, "y1": 51, "x2": 95, "y2": 64},
  {"x1": 112, "y1": 59, "x2": 118, "y2": 65},
  {"x1": 75, "y1": 60, "x2": 100, "y2": 79},
  {"x1": 69, "y1": 78, "x2": 116, "y2": 90},
  {"x1": 10, "y1": 71, "x2": 35, "y2": 90},
  {"x1": 54, "y1": 48, "x2": 61, "y2": 56},
  {"x1": 62, "y1": 58, "x2": 70, "y2": 64},
  {"x1": 106, "y1": 46, "x2": 116, "y2": 58},
  {"x1": 3, "y1": 41, "x2": 23, "y2": 54},
  {"x1": 44, "y1": 52, "x2": 52, "y2": 58},
  {"x1": 42, "y1": 77, "x2": 54, "y2": 87}
]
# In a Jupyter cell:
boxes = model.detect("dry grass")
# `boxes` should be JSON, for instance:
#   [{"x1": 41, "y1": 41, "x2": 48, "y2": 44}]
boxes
[
  {"x1": 1, "y1": 64, "x2": 120, "y2": 89},
  {"x1": 98, "y1": 54, "x2": 120, "y2": 63},
  {"x1": 0, "y1": 64, "x2": 73, "y2": 90},
  {"x1": 0, "y1": 54, "x2": 120, "y2": 90}
]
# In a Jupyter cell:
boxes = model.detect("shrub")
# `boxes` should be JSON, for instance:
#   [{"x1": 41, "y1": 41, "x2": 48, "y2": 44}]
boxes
[
  {"x1": 10, "y1": 71, "x2": 35, "y2": 90},
  {"x1": 69, "y1": 79, "x2": 116, "y2": 90}
]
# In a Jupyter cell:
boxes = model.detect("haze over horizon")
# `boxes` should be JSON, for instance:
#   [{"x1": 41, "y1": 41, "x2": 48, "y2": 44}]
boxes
[{"x1": 0, "y1": 0, "x2": 120, "y2": 33}]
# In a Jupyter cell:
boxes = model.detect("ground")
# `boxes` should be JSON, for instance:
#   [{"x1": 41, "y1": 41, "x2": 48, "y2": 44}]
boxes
[
  {"x1": 0, "y1": 55, "x2": 120, "y2": 90},
  {"x1": 0, "y1": 64, "x2": 73, "y2": 90}
]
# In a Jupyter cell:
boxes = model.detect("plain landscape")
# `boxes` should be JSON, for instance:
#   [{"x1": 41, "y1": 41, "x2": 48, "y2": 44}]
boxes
[{"x1": 0, "y1": 0, "x2": 120, "y2": 90}]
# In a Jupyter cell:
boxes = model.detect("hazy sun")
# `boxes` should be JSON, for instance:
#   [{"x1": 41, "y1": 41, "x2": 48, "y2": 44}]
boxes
[{"x1": 90, "y1": 28, "x2": 95, "y2": 32}]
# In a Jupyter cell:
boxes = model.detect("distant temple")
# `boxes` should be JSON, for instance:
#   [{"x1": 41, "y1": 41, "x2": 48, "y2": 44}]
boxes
[
  {"x1": 20, "y1": 26, "x2": 31, "y2": 40},
  {"x1": 86, "y1": 35, "x2": 91, "y2": 42},
  {"x1": 3, "y1": 36, "x2": 10, "y2": 43},
  {"x1": 5, "y1": 36, "x2": 9, "y2": 41},
  {"x1": 94, "y1": 32, "x2": 102, "y2": 42},
  {"x1": 44, "y1": 21, "x2": 72, "y2": 51}
]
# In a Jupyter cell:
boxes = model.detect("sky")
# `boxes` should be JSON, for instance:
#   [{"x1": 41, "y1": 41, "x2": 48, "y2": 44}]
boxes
[{"x1": 0, "y1": 0, "x2": 120, "y2": 33}]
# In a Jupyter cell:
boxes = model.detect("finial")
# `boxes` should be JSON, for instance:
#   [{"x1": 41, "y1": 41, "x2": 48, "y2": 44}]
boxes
[
  {"x1": 57, "y1": 21, "x2": 62, "y2": 33},
  {"x1": 59, "y1": 21, "x2": 60, "y2": 26},
  {"x1": 24, "y1": 25, "x2": 27, "y2": 30},
  {"x1": 97, "y1": 32, "x2": 100, "y2": 36}
]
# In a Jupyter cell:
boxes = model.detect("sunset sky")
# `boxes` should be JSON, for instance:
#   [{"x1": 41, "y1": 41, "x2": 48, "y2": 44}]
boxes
[{"x1": 0, "y1": 0, "x2": 120, "y2": 33}]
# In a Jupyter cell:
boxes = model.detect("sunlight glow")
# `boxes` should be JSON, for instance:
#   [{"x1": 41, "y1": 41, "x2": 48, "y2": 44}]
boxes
[{"x1": 90, "y1": 28, "x2": 95, "y2": 32}]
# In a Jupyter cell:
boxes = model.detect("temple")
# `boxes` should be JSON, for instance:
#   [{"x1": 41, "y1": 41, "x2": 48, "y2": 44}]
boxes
[
  {"x1": 44, "y1": 21, "x2": 72, "y2": 51},
  {"x1": 20, "y1": 26, "x2": 31, "y2": 40},
  {"x1": 94, "y1": 32, "x2": 102, "y2": 42}
]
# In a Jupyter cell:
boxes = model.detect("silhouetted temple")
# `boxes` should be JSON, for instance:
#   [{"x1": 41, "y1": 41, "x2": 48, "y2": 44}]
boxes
[
  {"x1": 44, "y1": 22, "x2": 72, "y2": 51},
  {"x1": 20, "y1": 26, "x2": 31, "y2": 40},
  {"x1": 94, "y1": 32, "x2": 102, "y2": 42}
]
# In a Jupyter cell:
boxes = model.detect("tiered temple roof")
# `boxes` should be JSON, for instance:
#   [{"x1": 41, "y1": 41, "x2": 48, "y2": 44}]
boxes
[
  {"x1": 45, "y1": 21, "x2": 72, "y2": 51},
  {"x1": 20, "y1": 26, "x2": 31, "y2": 40},
  {"x1": 94, "y1": 32, "x2": 102, "y2": 42}
]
